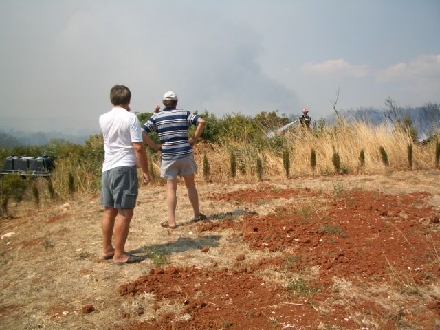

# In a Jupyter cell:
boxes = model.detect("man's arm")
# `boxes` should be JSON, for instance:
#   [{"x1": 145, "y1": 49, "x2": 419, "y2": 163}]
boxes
[
  {"x1": 189, "y1": 118, "x2": 206, "y2": 147},
  {"x1": 133, "y1": 142, "x2": 150, "y2": 184},
  {"x1": 142, "y1": 131, "x2": 162, "y2": 151}
]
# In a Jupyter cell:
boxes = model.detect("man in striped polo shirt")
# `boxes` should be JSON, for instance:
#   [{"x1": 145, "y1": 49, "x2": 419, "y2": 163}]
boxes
[{"x1": 142, "y1": 91, "x2": 206, "y2": 229}]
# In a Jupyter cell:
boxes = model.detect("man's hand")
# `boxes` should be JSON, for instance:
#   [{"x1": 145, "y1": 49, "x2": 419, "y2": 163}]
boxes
[
  {"x1": 189, "y1": 137, "x2": 198, "y2": 147},
  {"x1": 142, "y1": 172, "x2": 150, "y2": 185}
]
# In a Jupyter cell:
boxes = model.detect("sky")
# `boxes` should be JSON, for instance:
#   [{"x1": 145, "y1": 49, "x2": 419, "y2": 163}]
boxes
[{"x1": 0, "y1": 0, "x2": 439, "y2": 135}]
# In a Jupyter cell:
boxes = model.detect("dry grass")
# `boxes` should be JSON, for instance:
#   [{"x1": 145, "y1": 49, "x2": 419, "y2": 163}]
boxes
[
  {"x1": 18, "y1": 120, "x2": 437, "y2": 204},
  {"x1": 193, "y1": 122, "x2": 437, "y2": 184}
]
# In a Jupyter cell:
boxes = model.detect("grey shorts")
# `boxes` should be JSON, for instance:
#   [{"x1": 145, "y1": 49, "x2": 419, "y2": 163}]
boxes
[
  {"x1": 100, "y1": 166, "x2": 138, "y2": 209},
  {"x1": 161, "y1": 154, "x2": 197, "y2": 179}
]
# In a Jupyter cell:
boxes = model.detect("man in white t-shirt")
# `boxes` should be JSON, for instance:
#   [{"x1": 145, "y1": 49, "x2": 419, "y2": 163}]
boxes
[{"x1": 99, "y1": 85, "x2": 150, "y2": 265}]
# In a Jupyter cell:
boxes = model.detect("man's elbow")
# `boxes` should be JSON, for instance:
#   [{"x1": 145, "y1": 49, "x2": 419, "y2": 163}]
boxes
[{"x1": 133, "y1": 142, "x2": 145, "y2": 152}]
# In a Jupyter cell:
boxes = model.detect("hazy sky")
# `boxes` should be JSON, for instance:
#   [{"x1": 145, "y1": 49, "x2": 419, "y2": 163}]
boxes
[{"x1": 0, "y1": 0, "x2": 439, "y2": 135}]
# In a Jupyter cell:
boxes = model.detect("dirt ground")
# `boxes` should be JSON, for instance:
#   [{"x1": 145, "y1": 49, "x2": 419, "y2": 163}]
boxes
[{"x1": 1, "y1": 170, "x2": 439, "y2": 330}]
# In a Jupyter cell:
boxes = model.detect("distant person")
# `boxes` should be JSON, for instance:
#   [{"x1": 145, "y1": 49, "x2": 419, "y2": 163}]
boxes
[
  {"x1": 299, "y1": 108, "x2": 311, "y2": 128},
  {"x1": 99, "y1": 85, "x2": 150, "y2": 265},
  {"x1": 142, "y1": 91, "x2": 206, "y2": 229}
]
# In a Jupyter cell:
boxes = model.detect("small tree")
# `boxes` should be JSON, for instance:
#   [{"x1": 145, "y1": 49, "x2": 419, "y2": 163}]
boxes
[
  {"x1": 359, "y1": 149, "x2": 365, "y2": 168},
  {"x1": 310, "y1": 148, "x2": 317, "y2": 174},
  {"x1": 407, "y1": 143, "x2": 413, "y2": 170},
  {"x1": 68, "y1": 172, "x2": 75, "y2": 197},
  {"x1": 230, "y1": 151, "x2": 236, "y2": 178},
  {"x1": 379, "y1": 146, "x2": 389, "y2": 166},
  {"x1": 256, "y1": 157, "x2": 263, "y2": 181},
  {"x1": 332, "y1": 147, "x2": 341, "y2": 174},
  {"x1": 202, "y1": 153, "x2": 210, "y2": 180},
  {"x1": 282, "y1": 149, "x2": 290, "y2": 178}
]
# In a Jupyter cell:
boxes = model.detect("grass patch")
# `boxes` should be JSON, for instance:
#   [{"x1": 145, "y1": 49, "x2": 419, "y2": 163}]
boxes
[
  {"x1": 321, "y1": 226, "x2": 342, "y2": 235},
  {"x1": 143, "y1": 248, "x2": 170, "y2": 267},
  {"x1": 287, "y1": 276, "x2": 318, "y2": 296}
]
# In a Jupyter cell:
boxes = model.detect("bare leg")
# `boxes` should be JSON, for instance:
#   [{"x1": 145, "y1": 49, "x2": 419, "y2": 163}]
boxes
[
  {"x1": 166, "y1": 178, "x2": 178, "y2": 226},
  {"x1": 112, "y1": 208, "x2": 133, "y2": 263},
  {"x1": 101, "y1": 207, "x2": 117, "y2": 257},
  {"x1": 184, "y1": 173, "x2": 201, "y2": 219}
]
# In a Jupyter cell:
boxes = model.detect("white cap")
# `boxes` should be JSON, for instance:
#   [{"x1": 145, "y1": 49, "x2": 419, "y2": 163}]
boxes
[{"x1": 163, "y1": 91, "x2": 178, "y2": 101}]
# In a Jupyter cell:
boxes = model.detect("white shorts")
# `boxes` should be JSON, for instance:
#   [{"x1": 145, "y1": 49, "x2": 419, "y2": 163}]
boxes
[{"x1": 161, "y1": 154, "x2": 197, "y2": 179}]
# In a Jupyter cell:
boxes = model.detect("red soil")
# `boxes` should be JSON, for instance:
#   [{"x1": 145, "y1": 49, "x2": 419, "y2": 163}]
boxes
[{"x1": 120, "y1": 186, "x2": 440, "y2": 329}]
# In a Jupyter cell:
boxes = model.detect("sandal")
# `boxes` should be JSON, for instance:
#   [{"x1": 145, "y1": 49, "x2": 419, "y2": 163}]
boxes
[
  {"x1": 161, "y1": 221, "x2": 177, "y2": 229},
  {"x1": 193, "y1": 213, "x2": 207, "y2": 222},
  {"x1": 114, "y1": 254, "x2": 145, "y2": 265}
]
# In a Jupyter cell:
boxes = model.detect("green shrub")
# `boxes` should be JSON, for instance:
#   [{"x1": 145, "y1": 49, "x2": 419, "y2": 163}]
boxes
[
  {"x1": 310, "y1": 148, "x2": 317, "y2": 172},
  {"x1": 202, "y1": 153, "x2": 210, "y2": 180},
  {"x1": 198, "y1": 111, "x2": 221, "y2": 143},
  {"x1": 359, "y1": 149, "x2": 365, "y2": 168},
  {"x1": 230, "y1": 151, "x2": 236, "y2": 178},
  {"x1": 282, "y1": 149, "x2": 290, "y2": 178},
  {"x1": 332, "y1": 148, "x2": 341, "y2": 174},
  {"x1": 68, "y1": 173, "x2": 75, "y2": 196},
  {"x1": 256, "y1": 157, "x2": 263, "y2": 181},
  {"x1": 2, "y1": 174, "x2": 27, "y2": 202},
  {"x1": 0, "y1": 174, "x2": 28, "y2": 216},
  {"x1": 379, "y1": 146, "x2": 389, "y2": 166}
]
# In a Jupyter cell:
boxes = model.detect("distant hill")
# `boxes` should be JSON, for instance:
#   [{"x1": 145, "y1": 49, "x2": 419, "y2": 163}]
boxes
[
  {"x1": 0, "y1": 129, "x2": 92, "y2": 148},
  {"x1": 0, "y1": 132, "x2": 22, "y2": 148}
]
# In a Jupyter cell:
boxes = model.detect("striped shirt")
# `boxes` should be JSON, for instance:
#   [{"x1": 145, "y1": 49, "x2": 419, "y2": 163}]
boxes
[{"x1": 142, "y1": 107, "x2": 200, "y2": 161}]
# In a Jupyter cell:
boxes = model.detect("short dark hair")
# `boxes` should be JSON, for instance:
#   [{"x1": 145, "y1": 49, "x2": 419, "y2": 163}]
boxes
[
  {"x1": 110, "y1": 85, "x2": 131, "y2": 106},
  {"x1": 163, "y1": 99, "x2": 178, "y2": 108}
]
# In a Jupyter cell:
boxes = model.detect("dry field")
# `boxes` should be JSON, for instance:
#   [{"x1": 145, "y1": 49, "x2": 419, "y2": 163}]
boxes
[{"x1": 1, "y1": 170, "x2": 439, "y2": 329}]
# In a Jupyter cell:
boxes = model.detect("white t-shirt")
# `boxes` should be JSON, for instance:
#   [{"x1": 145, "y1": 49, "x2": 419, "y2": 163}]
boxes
[{"x1": 99, "y1": 107, "x2": 143, "y2": 172}]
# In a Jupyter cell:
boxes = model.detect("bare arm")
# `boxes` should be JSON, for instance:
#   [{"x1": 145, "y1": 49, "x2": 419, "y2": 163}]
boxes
[
  {"x1": 132, "y1": 142, "x2": 150, "y2": 184},
  {"x1": 189, "y1": 118, "x2": 206, "y2": 147},
  {"x1": 142, "y1": 131, "x2": 162, "y2": 151}
]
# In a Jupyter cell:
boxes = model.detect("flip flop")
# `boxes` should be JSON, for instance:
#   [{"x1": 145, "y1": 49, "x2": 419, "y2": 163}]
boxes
[
  {"x1": 102, "y1": 254, "x2": 114, "y2": 260},
  {"x1": 193, "y1": 213, "x2": 207, "y2": 222},
  {"x1": 161, "y1": 221, "x2": 177, "y2": 229},
  {"x1": 114, "y1": 255, "x2": 145, "y2": 265}
]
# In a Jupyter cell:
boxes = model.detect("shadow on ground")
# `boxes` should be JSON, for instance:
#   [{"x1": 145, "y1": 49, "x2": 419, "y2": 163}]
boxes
[{"x1": 129, "y1": 235, "x2": 222, "y2": 256}]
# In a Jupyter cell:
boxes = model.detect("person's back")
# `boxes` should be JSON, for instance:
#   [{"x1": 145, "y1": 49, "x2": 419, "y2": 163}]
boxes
[
  {"x1": 143, "y1": 107, "x2": 198, "y2": 161},
  {"x1": 99, "y1": 107, "x2": 140, "y2": 171}
]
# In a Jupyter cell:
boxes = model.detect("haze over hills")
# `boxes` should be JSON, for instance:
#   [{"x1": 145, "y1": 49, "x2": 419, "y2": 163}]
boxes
[
  {"x1": 332, "y1": 105, "x2": 440, "y2": 141},
  {"x1": 0, "y1": 115, "x2": 99, "y2": 147},
  {"x1": 0, "y1": 129, "x2": 93, "y2": 147}
]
